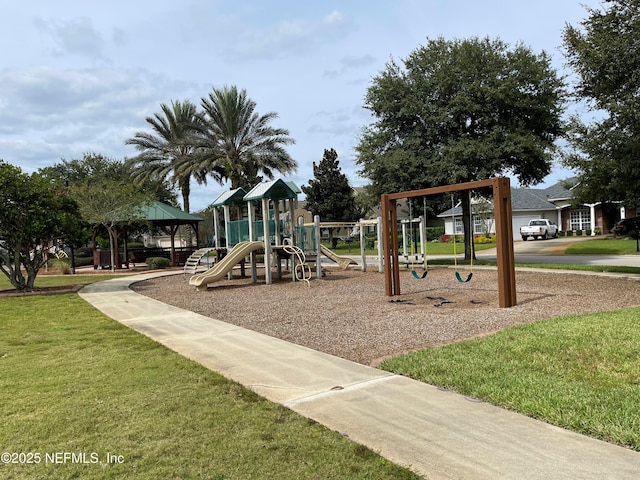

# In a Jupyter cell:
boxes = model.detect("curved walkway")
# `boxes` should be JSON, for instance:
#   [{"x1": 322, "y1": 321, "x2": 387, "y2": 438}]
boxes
[{"x1": 79, "y1": 272, "x2": 640, "y2": 480}]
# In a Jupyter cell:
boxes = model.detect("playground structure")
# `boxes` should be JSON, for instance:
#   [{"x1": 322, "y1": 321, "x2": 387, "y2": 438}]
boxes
[
  {"x1": 381, "y1": 177, "x2": 517, "y2": 308},
  {"x1": 189, "y1": 241, "x2": 265, "y2": 288},
  {"x1": 192, "y1": 179, "x2": 369, "y2": 289},
  {"x1": 298, "y1": 218, "x2": 384, "y2": 274}
]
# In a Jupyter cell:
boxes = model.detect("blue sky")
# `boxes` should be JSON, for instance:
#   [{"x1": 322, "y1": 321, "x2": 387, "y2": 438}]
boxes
[{"x1": 1, "y1": 0, "x2": 602, "y2": 211}]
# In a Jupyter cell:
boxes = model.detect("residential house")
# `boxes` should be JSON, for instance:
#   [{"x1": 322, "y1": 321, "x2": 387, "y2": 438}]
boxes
[{"x1": 438, "y1": 179, "x2": 624, "y2": 237}]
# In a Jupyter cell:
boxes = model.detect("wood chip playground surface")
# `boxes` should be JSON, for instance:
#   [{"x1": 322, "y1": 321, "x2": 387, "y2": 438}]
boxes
[{"x1": 131, "y1": 266, "x2": 640, "y2": 366}]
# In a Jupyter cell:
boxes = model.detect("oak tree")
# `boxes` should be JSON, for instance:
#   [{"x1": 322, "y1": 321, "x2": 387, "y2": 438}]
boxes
[
  {"x1": 562, "y1": 0, "x2": 640, "y2": 206},
  {"x1": 356, "y1": 36, "x2": 566, "y2": 258}
]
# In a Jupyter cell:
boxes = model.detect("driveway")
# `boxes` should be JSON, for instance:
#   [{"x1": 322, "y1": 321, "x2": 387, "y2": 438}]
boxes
[
  {"x1": 478, "y1": 236, "x2": 640, "y2": 268},
  {"x1": 512, "y1": 236, "x2": 590, "y2": 255}
]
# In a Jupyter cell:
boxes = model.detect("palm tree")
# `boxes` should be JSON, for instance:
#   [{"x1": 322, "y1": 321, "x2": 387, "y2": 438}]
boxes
[
  {"x1": 193, "y1": 85, "x2": 298, "y2": 190},
  {"x1": 126, "y1": 100, "x2": 221, "y2": 212}
]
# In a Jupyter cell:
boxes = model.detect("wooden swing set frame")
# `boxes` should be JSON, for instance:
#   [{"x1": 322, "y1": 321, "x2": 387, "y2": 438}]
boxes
[{"x1": 381, "y1": 177, "x2": 517, "y2": 308}]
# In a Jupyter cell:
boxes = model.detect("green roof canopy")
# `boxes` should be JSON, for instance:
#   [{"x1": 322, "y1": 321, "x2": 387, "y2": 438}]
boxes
[
  {"x1": 209, "y1": 188, "x2": 248, "y2": 208},
  {"x1": 138, "y1": 201, "x2": 204, "y2": 222},
  {"x1": 286, "y1": 181, "x2": 302, "y2": 194},
  {"x1": 243, "y1": 179, "x2": 299, "y2": 202}
]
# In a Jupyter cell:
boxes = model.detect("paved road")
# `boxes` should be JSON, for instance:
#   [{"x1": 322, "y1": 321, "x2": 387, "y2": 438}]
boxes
[
  {"x1": 477, "y1": 237, "x2": 640, "y2": 267},
  {"x1": 338, "y1": 237, "x2": 640, "y2": 270}
]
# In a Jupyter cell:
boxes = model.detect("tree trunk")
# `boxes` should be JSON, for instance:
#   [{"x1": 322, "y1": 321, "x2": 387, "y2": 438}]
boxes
[
  {"x1": 461, "y1": 191, "x2": 476, "y2": 261},
  {"x1": 108, "y1": 227, "x2": 116, "y2": 273},
  {"x1": 10, "y1": 249, "x2": 25, "y2": 290},
  {"x1": 180, "y1": 178, "x2": 194, "y2": 245},
  {"x1": 26, "y1": 260, "x2": 38, "y2": 289},
  {"x1": 180, "y1": 177, "x2": 191, "y2": 213}
]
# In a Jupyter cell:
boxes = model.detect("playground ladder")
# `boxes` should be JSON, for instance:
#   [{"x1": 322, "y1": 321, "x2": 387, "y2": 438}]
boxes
[{"x1": 183, "y1": 248, "x2": 217, "y2": 276}]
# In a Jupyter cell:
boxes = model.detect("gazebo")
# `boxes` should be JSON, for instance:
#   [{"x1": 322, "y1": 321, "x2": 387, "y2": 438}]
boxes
[{"x1": 93, "y1": 201, "x2": 204, "y2": 269}]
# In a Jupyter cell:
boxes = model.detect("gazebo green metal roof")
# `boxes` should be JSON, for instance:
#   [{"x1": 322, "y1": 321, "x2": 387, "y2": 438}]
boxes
[
  {"x1": 139, "y1": 201, "x2": 204, "y2": 222},
  {"x1": 243, "y1": 179, "x2": 299, "y2": 202},
  {"x1": 209, "y1": 188, "x2": 248, "y2": 208}
]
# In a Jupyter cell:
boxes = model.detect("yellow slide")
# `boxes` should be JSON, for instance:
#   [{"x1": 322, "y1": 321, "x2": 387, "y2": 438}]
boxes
[
  {"x1": 320, "y1": 245, "x2": 358, "y2": 269},
  {"x1": 189, "y1": 241, "x2": 264, "y2": 289}
]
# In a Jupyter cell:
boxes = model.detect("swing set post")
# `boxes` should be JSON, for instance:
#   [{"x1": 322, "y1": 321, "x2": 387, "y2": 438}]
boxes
[
  {"x1": 493, "y1": 177, "x2": 517, "y2": 307},
  {"x1": 381, "y1": 177, "x2": 517, "y2": 308},
  {"x1": 381, "y1": 194, "x2": 400, "y2": 296}
]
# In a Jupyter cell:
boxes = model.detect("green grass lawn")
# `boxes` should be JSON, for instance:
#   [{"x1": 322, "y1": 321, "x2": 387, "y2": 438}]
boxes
[
  {"x1": 380, "y1": 308, "x2": 640, "y2": 451},
  {"x1": 565, "y1": 237, "x2": 640, "y2": 255},
  {"x1": 327, "y1": 240, "x2": 496, "y2": 256},
  {"x1": 0, "y1": 291, "x2": 417, "y2": 479},
  {"x1": 0, "y1": 273, "x2": 129, "y2": 291},
  {"x1": 512, "y1": 263, "x2": 640, "y2": 275}
]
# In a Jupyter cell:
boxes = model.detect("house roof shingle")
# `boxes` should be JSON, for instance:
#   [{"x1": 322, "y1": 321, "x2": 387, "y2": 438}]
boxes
[
  {"x1": 511, "y1": 188, "x2": 557, "y2": 210},
  {"x1": 541, "y1": 178, "x2": 575, "y2": 201},
  {"x1": 438, "y1": 181, "x2": 574, "y2": 217}
]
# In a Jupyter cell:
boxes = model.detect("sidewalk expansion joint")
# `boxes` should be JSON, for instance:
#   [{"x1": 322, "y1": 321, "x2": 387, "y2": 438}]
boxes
[{"x1": 283, "y1": 374, "x2": 398, "y2": 408}]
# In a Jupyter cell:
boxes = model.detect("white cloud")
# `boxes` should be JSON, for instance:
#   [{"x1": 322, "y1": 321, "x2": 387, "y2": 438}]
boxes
[
  {"x1": 322, "y1": 54, "x2": 378, "y2": 78},
  {"x1": 0, "y1": 66, "x2": 201, "y2": 170},
  {"x1": 0, "y1": 0, "x2": 604, "y2": 211},
  {"x1": 323, "y1": 10, "x2": 346, "y2": 26},
  {"x1": 225, "y1": 9, "x2": 356, "y2": 61},
  {"x1": 33, "y1": 16, "x2": 108, "y2": 62}
]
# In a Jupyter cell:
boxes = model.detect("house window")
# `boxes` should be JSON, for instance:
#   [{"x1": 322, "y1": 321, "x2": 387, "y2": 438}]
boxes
[
  {"x1": 455, "y1": 216, "x2": 484, "y2": 234},
  {"x1": 473, "y1": 215, "x2": 483, "y2": 234},
  {"x1": 570, "y1": 208, "x2": 591, "y2": 230},
  {"x1": 454, "y1": 218, "x2": 463, "y2": 234}
]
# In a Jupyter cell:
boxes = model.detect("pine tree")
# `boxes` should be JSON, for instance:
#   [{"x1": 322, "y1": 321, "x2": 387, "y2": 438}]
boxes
[{"x1": 302, "y1": 148, "x2": 358, "y2": 222}]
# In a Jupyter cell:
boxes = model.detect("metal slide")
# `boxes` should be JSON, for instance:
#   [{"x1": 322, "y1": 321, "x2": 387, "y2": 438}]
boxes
[{"x1": 189, "y1": 241, "x2": 264, "y2": 288}]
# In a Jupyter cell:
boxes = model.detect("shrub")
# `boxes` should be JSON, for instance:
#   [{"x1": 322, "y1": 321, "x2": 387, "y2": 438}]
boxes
[
  {"x1": 474, "y1": 235, "x2": 495, "y2": 244},
  {"x1": 73, "y1": 256, "x2": 94, "y2": 267},
  {"x1": 558, "y1": 230, "x2": 565, "y2": 237},
  {"x1": 47, "y1": 258, "x2": 71, "y2": 274},
  {"x1": 445, "y1": 234, "x2": 463, "y2": 243},
  {"x1": 594, "y1": 228, "x2": 602, "y2": 235},
  {"x1": 425, "y1": 227, "x2": 445, "y2": 242},
  {"x1": 146, "y1": 257, "x2": 171, "y2": 269},
  {"x1": 566, "y1": 230, "x2": 574, "y2": 237}
]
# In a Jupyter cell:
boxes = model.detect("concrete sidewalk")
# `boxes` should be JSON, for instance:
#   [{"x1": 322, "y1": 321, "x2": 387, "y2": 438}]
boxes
[{"x1": 79, "y1": 272, "x2": 640, "y2": 480}]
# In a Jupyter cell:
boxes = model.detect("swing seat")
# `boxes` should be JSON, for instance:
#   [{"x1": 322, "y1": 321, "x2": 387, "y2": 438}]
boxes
[
  {"x1": 455, "y1": 271, "x2": 473, "y2": 283},
  {"x1": 411, "y1": 269, "x2": 428, "y2": 279}
]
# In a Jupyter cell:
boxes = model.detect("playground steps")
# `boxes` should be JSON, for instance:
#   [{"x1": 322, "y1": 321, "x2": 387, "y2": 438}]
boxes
[{"x1": 183, "y1": 248, "x2": 217, "y2": 275}]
